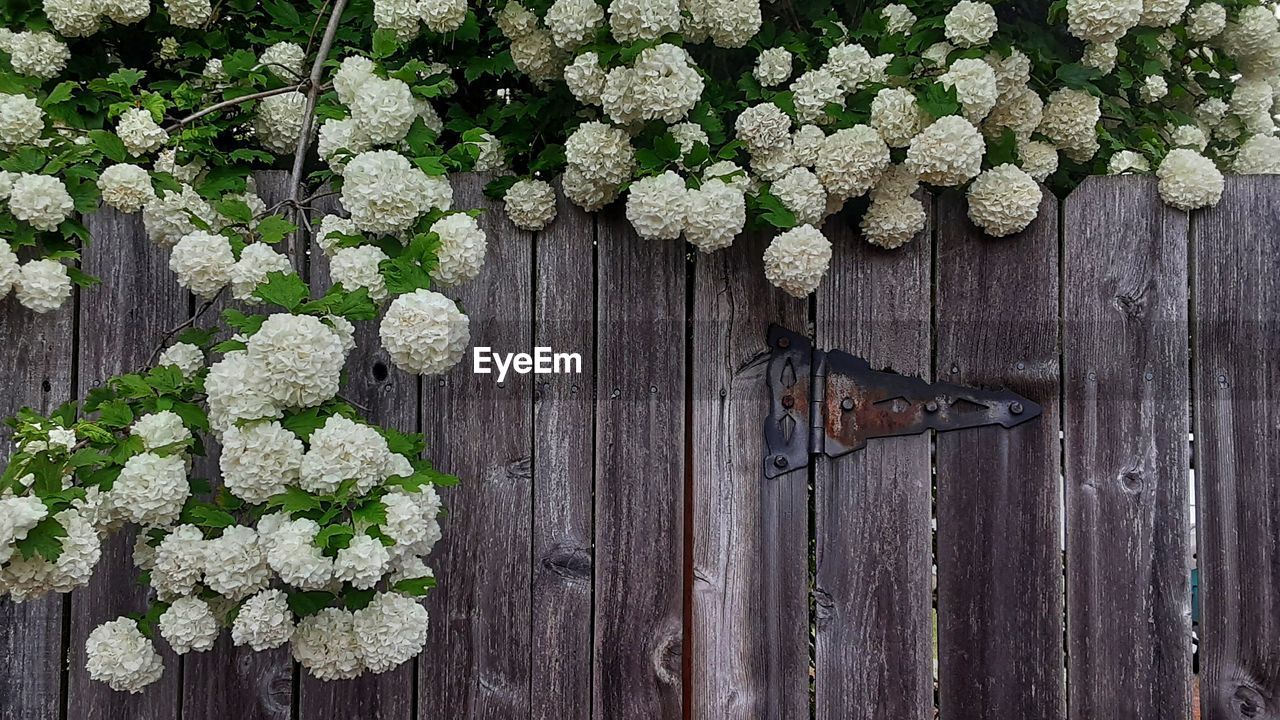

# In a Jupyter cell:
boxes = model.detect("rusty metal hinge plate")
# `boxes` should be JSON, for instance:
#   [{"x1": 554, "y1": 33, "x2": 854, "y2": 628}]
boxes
[{"x1": 763, "y1": 325, "x2": 1041, "y2": 478}]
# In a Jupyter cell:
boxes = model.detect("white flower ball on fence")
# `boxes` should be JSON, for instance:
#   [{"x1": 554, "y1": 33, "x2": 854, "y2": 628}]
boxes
[
  {"x1": 116, "y1": 107, "x2": 169, "y2": 157},
  {"x1": 43, "y1": 0, "x2": 102, "y2": 37},
  {"x1": 101, "y1": 0, "x2": 150, "y2": 25},
  {"x1": 246, "y1": 314, "x2": 347, "y2": 409},
  {"x1": 754, "y1": 47, "x2": 792, "y2": 87},
  {"x1": 626, "y1": 171, "x2": 689, "y2": 241},
  {"x1": 130, "y1": 411, "x2": 191, "y2": 451},
  {"x1": 205, "y1": 352, "x2": 283, "y2": 437},
  {"x1": 420, "y1": 0, "x2": 468, "y2": 33},
  {"x1": 0, "y1": 93, "x2": 44, "y2": 147},
  {"x1": 293, "y1": 607, "x2": 364, "y2": 680},
  {"x1": 870, "y1": 88, "x2": 924, "y2": 148},
  {"x1": 984, "y1": 87, "x2": 1044, "y2": 142},
  {"x1": 220, "y1": 420, "x2": 303, "y2": 503},
  {"x1": 232, "y1": 588, "x2": 295, "y2": 651},
  {"x1": 825, "y1": 43, "x2": 890, "y2": 91},
  {"x1": 1038, "y1": 89, "x2": 1101, "y2": 162},
  {"x1": 334, "y1": 56, "x2": 377, "y2": 106},
  {"x1": 1066, "y1": 0, "x2": 1142, "y2": 42},
  {"x1": 111, "y1": 452, "x2": 189, "y2": 526},
  {"x1": 330, "y1": 244, "x2": 390, "y2": 301},
  {"x1": 967, "y1": 164, "x2": 1043, "y2": 238},
  {"x1": 335, "y1": 534, "x2": 391, "y2": 590},
  {"x1": 771, "y1": 168, "x2": 827, "y2": 228},
  {"x1": 684, "y1": 178, "x2": 746, "y2": 253},
  {"x1": 156, "y1": 342, "x2": 204, "y2": 378},
  {"x1": 0, "y1": 240, "x2": 19, "y2": 299},
  {"x1": 316, "y1": 214, "x2": 360, "y2": 256},
  {"x1": 908, "y1": 115, "x2": 986, "y2": 187},
  {"x1": 1018, "y1": 140, "x2": 1060, "y2": 182},
  {"x1": 258, "y1": 41, "x2": 305, "y2": 80},
  {"x1": 379, "y1": 289, "x2": 470, "y2": 375},
  {"x1": 9, "y1": 174, "x2": 73, "y2": 231},
  {"x1": 502, "y1": 179, "x2": 557, "y2": 231},
  {"x1": 790, "y1": 125, "x2": 826, "y2": 168},
  {"x1": 159, "y1": 596, "x2": 219, "y2": 654},
  {"x1": 3, "y1": 31, "x2": 69, "y2": 79},
  {"x1": 300, "y1": 415, "x2": 394, "y2": 495},
  {"x1": 85, "y1": 618, "x2": 164, "y2": 693},
  {"x1": 202, "y1": 525, "x2": 271, "y2": 600},
  {"x1": 14, "y1": 258, "x2": 72, "y2": 313},
  {"x1": 862, "y1": 194, "x2": 927, "y2": 250},
  {"x1": 341, "y1": 150, "x2": 436, "y2": 235},
  {"x1": 564, "y1": 52, "x2": 606, "y2": 105},
  {"x1": 545, "y1": 0, "x2": 604, "y2": 50},
  {"x1": 789, "y1": 68, "x2": 843, "y2": 124},
  {"x1": 352, "y1": 77, "x2": 417, "y2": 146},
  {"x1": 254, "y1": 92, "x2": 308, "y2": 155},
  {"x1": 170, "y1": 230, "x2": 235, "y2": 299},
  {"x1": 763, "y1": 225, "x2": 832, "y2": 298},
  {"x1": 429, "y1": 212, "x2": 487, "y2": 287},
  {"x1": 266, "y1": 518, "x2": 335, "y2": 591},
  {"x1": 940, "y1": 58, "x2": 1000, "y2": 122},
  {"x1": 143, "y1": 185, "x2": 215, "y2": 247},
  {"x1": 945, "y1": 1, "x2": 997, "y2": 47},
  {"x1": 97, "y1": 163, "x2": 156, "y2": 213},
  {"x1": 231, "y1": 244, "x2": 294, "y2": 303},
  {"x1": 608, "y1": 0, "x2": 680, "y2": 43},
  {"x1": 1140, "y1": 0, "x2": 1189, "y2": 28},
  {"x1": 352, "y1": 592, "x2": 430, "y2": 673},
  {"x1": 1234, "y1": 134, "x2": 1280, "y2": 174},
  {"x1": 816, "y1": 125, "x2": 890, "y2": 200},
  {"x1": 373, "y1": 0, "x2": 422, "y2": 40},
  {"x1": 1186, "y1": 3, "x2": 1227, "y2": 41},
  {"x1": 0, "y1": 495, "x2": 49, "y2": 565},
  {"x1": 164, "y1": 0, "x2": 212, "y2": 28},
  {"x1": 1157, "y1": 148, "x2": 1225, "y2": 210},
  {"x1": 736, "y1": 102, "x2": 792, "y2": 154}
]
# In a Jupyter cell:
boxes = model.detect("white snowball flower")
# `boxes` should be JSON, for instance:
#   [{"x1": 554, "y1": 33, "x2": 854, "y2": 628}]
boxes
[
  {"x1": 157, "y1": 342, "x2": 204, "y2": 378},
  {"x1": 683, "y1": 178, "x2": 746, "y2": 253},
  {"x1": 604, "y1": 44, "x2": 703, "y2": 125},
  {"x1": 429, "y1": 213, "x2": 487, "y2": 287},
  {"x1": 564, "y1": 52, "x2": 607, "y2": 105},
  {"x1": 334, "y1": 56, "x2": 377, "y2": 106},
  {"x1": 503, "y1": 179, "x2": 557, "y2": 231},
  {"x1": 2, "y1": 508, "x2": 100, "y2": 597},
  {"x1": 110, "y1": 452, "x2": 188, "y2": 526},
  {"x1": 9, "y1": 174, "x2": 73, "y2": 231},
  {"x1": 258, "y1": 42, "x2": 305, "y2": 80},
  {"x1": 143, "y1": 185, "x2": 215, "y2": 247},
  {"x1": 750, "y1": 143, "x2": 796, "y2": 182},
  {"x1": 764, "y1": 225, "x2": 832, "y2": 298},
  {"x1": 130, "y1": 411, "x2": 191, "y2": 451},
  {"x1": 1066, "y1": 0, "x2": 1142, "y2": 42},
  {"x1": 870, "y1": 87, "x2": 924, "y2": 148},
  {"x1": 815, "y1": 125, "x2": 891, "y2": 200},
  {"x1": 202, "y1": 525, "x2": 271, "y2": 600},
  {"x1": 97, "y1": 164, "x2": 155, "y2": 213},
  {"x1": 0, "y1": 496, "x2": 48, "y2": 565},
  {"x1": 374, "y1": 0, "x2": 423, "y2": 40},
  {"x1": 1157, "y1": 148, "x2": 1224, "y2": 210},
  {"x1": 1186, "y1": 3, "x2": 1226, "y2": 42},
  {"x1": 153, "y1": 149, "x2": 205, "y2": 184},
  {"x1": 1231, "y1": 78, "x2": 1275, "y2": 135},
  {"x1": 420, "y1": 0, "x2": 468, "y2": 32},
  {"x1": 984, "y1": 87, "x2": 1044, "y2": 141},
  {"x1": 0, "y1": 93, "x2": 44, "y2": 147},
  {"x1": 15, "y1": 259, "x2": 72, "y2": 314},
  {"x1": 825, "y1": 43, "x2": 890, "y2": 92},
  {"x1": 318, "y1": 118, "x2": 368, "y2": 170},
  {"x1": 1038, "y1": 88, "x2": 1101, "y2": 162},
  {"x1": 352, "y1": 593, "x2": 429, "y2": 673},
  {"x1": 1018, "y1": 140, "x2": 1060, "y2": 182},
  {"x1": 1083, "y1": 42, "x2": 1119, "y2": 73},
  {"x1": 335, "y1": 534, "x2": 391, "y2": 590},
  {"x1": 907, "y1": 116, "x2": 986, "y2": 187},
  {"x1": 164, "y1": 0, "x2": 212, "y2": 27},
  {"x1": 379, "y1": 289, "x2": 470, "y2": 374},
  {"x1": 169, "y1": 231, "x2": 234, "y2": 299},
  {"x1": 352, "y1": 77, "x2": 417, "y2": 146},
  {"x1": 862, "y1": 194, "x2": 927, "y2": 249},
  {"x1": 945, "y1": 1, "x2": 997, "y2": 47},
  {"x1": 0, "y1": 170, "x2": 13, "y2": 201},
  {"x1": 1168, "y1": 124, "x2": 1207, "y2": 151},
  {"x1": 1107, "y1": 150, "x2": 1151, "y2": 175},
  {"x1": 790, "y1": 125, "x2": 826, "y2": 168},
  {"x1": 253, "y1": 92, "x2": 307, "y2": 154},
  {"x1": 1140, "y1": 0, "x2": 1189, "y2": 28},
  {"x1": 608, "y1": 0, "x2": 680, "y2": 42},
  {"x1": 1233, "y1": 134, "x2": 1280, "y2": 174},
  {"x1": 340, "y1": 150, "x2": 436, "y2": 235},
  {"x1": 159, "y1": 596, "x2": 218, "y2": 654},
  {"x1": 626, "y1": 171, "x2": 689, "y2": 241},
  {"x1": 4, "y1": 31, "x2": 70, "y2": 80},
  {"x1": 940, "y1": 58, "x2": 999, "y2": 122},
  {"x1": 882, "y1": 4, "x2": 915, "y2": 35},
  {"x1": 966, "y1": 164, "x2": 1042, "y2": 237},
  {"x1": 116, "y1": 108, "x2": 168, "y2": 157},
  {"x1": 266, "y1": 518, "x2": 334, "y2": 591},
  {"x1": 316, "y1": 214, "x2": 360, "y2": 256},
  {"x1": 770, "y1": 168, "x2": 827, "y2": 227},
  {"x1": 381, "y1": 488, "x2": 442, "y2": 554},
  {"x1": 545, "y1": 0, "x2": 604, "y2": 50},
  {"x1": 230, "y1": 243, "x2": 293, "y2": 303},
  {"x1": 292, "y1": 608, "x2": 364, "y2": 681},
  {"x1": 232, "y1": 589, "x2": 295, "y2": 651},
  {"x1": 300, "y1": 415, "x2": 394, "y2": 495},
  {"x1": 509, "y1": 27, "x2": 567, "y2": 83},
  {"x1": 0, "y1": 241, "x2": 18, "y2": 299},
  {"x1": 790, "y1": 68, "x2": 844, "y2": 124},
  {"x1": 246, "y1": 314, "x2": 347, "y2": 409},
  {"x1": 922, "y1": 41, "x2": 954, "y2": 67},
  {"x1": 328, "y1": 244, "x2": 388, "y2": 301},
  {"x1": 735, "y1": 103, "x2": 792, "y2": 154},
  {"x1": 43, "y1": 0, "x2": 101, "y2": 37},
  {"x1": 1140, "y1": 74, "x2": 1169, "y2": 102},
  {"x1": 563, "y1": 121, "x2": 635, "y2": 210},
  {"x1": 85, "y1": 618, "x2": 164, "y2": 693},
  {"x1": 220, "y1": 420, "x2": 303, "y2": 503},
  {"x1": 205, "y1": 352, "x2": 281, "y2": 437},
  {"x1": 754, "y1": 47, "x2": 792, "y2": 87}
]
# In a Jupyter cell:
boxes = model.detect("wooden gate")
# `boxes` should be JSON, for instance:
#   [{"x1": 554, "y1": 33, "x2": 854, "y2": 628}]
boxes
[{"x1": 1, "y1": 174, "x2": 1277, "y2": 720}]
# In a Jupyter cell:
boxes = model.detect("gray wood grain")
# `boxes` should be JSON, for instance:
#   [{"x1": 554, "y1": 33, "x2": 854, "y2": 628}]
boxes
[
  {"x1": 592, "y1": 205, "x2": 684, "y2": 720},
  {"x1": 181, "y1": 171, "x2": 298, "y2": 720},
  {"x1": 1193, "y1": 177, "x2": 1280, "y2": 720},
  {"x1": 0, "y1": 263, "x2": 75, "y2": 720},
  {"x1": 690, "y1": 232, "x2": 809, "y2": 720},
  {"x1": 419, "y1": 173, "x2": 534, "y2": 718},
  {"x1": 934, "y1": 190, "x2": 1065, "y2": 720},
  {"x1": 531, "y1": 182, "x2": 595, "y2": 720},
  {"x1": 296, "y1": 185, "x2": 417, "y2": 720},
  {"x1": 67, "y1": 206, "x2": 185, "y2": 720},
  {"x1": 1063, "y1": 176, "x2": 1192, "y2": 720},
  {"x1": 814, "y1": 204, "x2": 934, "y2": 720}
]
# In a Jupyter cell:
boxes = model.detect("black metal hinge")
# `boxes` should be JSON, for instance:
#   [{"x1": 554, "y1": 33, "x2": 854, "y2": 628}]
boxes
[{"x1": 763, "y1": 325, "x2": 1042, "y2": 478}]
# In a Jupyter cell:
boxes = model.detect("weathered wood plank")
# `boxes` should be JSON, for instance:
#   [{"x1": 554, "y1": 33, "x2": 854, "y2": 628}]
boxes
[
  {"x1": 67, "y1": 207, "x2": 185, "y2": 720},
  {"x1": 1193, "y1": 177, "x2": 1280, "y2": 720},
  {"x1": 295, "y1": 188, "x2": 417, "y2": 720},
  {"x1": 181, "y1": 171, "x2": 298, "y2": 720},
  {"x1": 0, "y1": 270, "x2": 75, "y2": 720},
  {"x1": 691, "y1": 232, "x2": 808, "y2": 720},
  {"x1": 593, "y1": 206, "x2": 684, "y2": 719},
  {"x1": 531, "y1": 184, "x2": 595, "y2": 720},
  {"x1": 934, "y1": 191, "x2": 1065, "y2": 720},
  {"x1": 1063, "y1": 176, "x2": 1192, "y2": 720},
  {"x1": 813, "y1": 204, "x2": 934, "y2": 720},
  {"x1": 419, "y1": 173, "x2": 534, "y2": 718}
]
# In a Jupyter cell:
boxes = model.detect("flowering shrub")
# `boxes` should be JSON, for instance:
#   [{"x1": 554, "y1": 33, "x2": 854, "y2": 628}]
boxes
[{"x1": 2, "y1": 0, "x2": 1280, "y2": 693}]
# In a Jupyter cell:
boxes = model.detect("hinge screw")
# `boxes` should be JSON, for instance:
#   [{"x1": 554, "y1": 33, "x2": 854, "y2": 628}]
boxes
[
  {"x1": 773, "y1": 455, "x2": 789, "y2": 469},
  {"x1": 1010, "y1": 401, "x2": 1024, "y2": 415},
  {"x1": 782, "y1": 395, "x2": 795, "y2": 409},
  {"x1": 925, "y1": 401, "x2": 939, "y2": 413},
  {"x1": 840, "y1": 398, "x2": 854, "y2": 412},
  {"x1": 777, "y1": 337, "x2": 791, "y2": 349}
]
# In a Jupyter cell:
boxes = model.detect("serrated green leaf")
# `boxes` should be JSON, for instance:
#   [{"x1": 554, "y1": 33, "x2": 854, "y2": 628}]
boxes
[
  {"x1": 287, "y1": 590, "x2": 337, "y2": 617},
  {"x1": 256, "y1": 215, "x2": 297, "y2": 244},
  {"x1": 252, "y1": 271, "x2": 309, "y2": 311},
  {"x1": 15, "y1": 516, "x2": 67, "y2": 562}
]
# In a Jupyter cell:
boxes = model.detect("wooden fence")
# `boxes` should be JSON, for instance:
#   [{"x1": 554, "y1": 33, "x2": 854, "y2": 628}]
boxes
[{"x1": 1, "y1": 173, "x2": 1277, "y2": 720}]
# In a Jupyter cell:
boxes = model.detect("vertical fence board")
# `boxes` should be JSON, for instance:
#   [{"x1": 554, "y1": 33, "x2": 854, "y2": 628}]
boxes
[
  {"x1": 180, "y1": 172, "x2": 297, "y2": 720},
  {"x1": 934, "y1": 192, "x2": 1065, "y2": 720},
  {"x1": 813, "y1": 205, "x2": 934, "y2": 720},
  {"x1": 1063, "y1": 177, "x2": 1191, "y2": 720},
  {"x1": 1194, "y1": 177, "x2": 1280, "y2": 720},
  {"x1": 531, "y1": 186, "x2": 595, "y2": 720},
  {"x1": 67, "y1": 208, "x2": 185, "y2": 720},
  {"x1": 691, "y1": 233, "x2": 808, "y2": 720},
  {"x1": 0, "y1": 280, "x2": 75, "y2": 720},
  {"x1": 293, "y1": 188, "x2": 417, "y2": 720},
  {"x1": 593, "y1": 207, "x2": 684, "y2": 720},
  {"x1": 420, "y1": 173, "x2": 534, "y2": 718}
]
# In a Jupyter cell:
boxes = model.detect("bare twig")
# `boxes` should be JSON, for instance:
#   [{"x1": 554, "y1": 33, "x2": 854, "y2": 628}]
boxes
[
  {"x1": 165, "y1": 85, "x2": 305, "y2": 133},
  {"x1": 287, "y1": 0, "x2": 349, "y2": 254},
  {"x1": 150, "y1": 289, "x2": 227, "y2": 366},
  {"x1": 303, "y1": 0, "x2": 335, "y2": 59}
]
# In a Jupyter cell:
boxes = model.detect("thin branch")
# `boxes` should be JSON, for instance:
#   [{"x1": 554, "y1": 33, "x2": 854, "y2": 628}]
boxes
[
  {"x1": 150, "y1": 289, "x2": 227, "y2": 366},
  {"x1": 287, "y1": 0, "x2": 349, "y2": 254},
  {"x1": 303, "y1": 0, "x2": 335, "y2": 59},
  {"x1": 165, "y1": 85, "x2": 304, "y2": 132}
]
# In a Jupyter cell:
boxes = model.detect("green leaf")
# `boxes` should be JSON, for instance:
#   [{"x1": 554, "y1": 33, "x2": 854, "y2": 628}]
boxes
[
  {"x1": 215, "y1": 198, "x2": 254, "y2": 225},
  {"x1": 66, "y1": 267, "x2": 100, "y2": 289},
  {"x1": 987, "y1": 128, "x2": 1019, "y2": 167},
  {"x1": 380, "y1": 427, "x2": 424, "y2": 457},
  {"x1": 44, "y1": 81, "x2": 78, "y2": 105},
  {"x1": 266, "y1": 486, "x2": 323, "y2": 514},
  {"x1": 280, "y1": 408, "x2": 328, "y2": 441},
  {"x1": 314, "y1": 524, "x2": 354, "y2": 551},
  {"x1": 15, "y1": 516, "x2": 67, "y2": 562},
  {"x1": 917, "y1": 83, "x2": 960, "y2": 119},
  {"x1": 351, "y1": 499, "x2": 388, "y2": 528},
  {"x1": 287, "y1": 590, "x2": 337, "y2": 617},
  {"x1": 380, "y1": 256, "x2": 434, "y2": 296},
  {"x1": 343, "y1": 588, "x2": 377, "y2": 610},
  {"x1": 252, "y1": 271, "x2": 309, "y2": 311},
  {"x1": 221, "y1": 308, "x2": 267, "y2": 336},
  {"x1": 88, "y1": 130, "x2": 128, "y2": 163},
  {"x1": 97, "y1": 399, "x2": 135, "y2": 428},
  {"x1": 256, "y1": 215, "x2": 297, "y2": 244},
  {"x1": 372, "y1": 29, "x2": 400, "y2": 59},
  {"x1": 1056, "y1": 64, "x2": 1102, "y2": 92},
  {"x1": 391, "y1": 575, "x2": 437, "y2": 596},
  {"x1": 184, "y1": 503, "x2": 236, "y2": 529}
]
